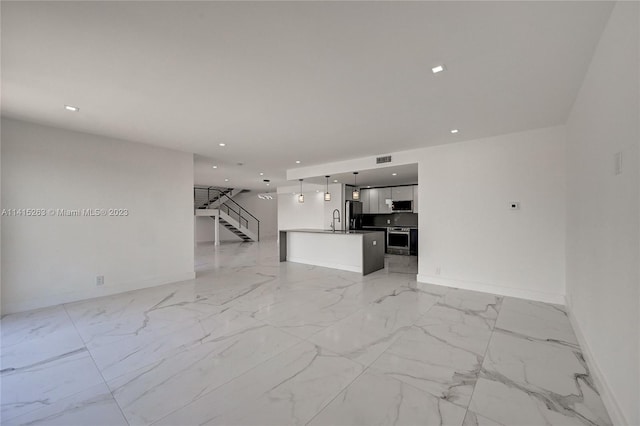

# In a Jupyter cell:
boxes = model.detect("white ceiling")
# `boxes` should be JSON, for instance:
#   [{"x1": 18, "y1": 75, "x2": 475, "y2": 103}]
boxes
[
  {"x1": 195, "y1": 154, "x2": 418, "y2": 190},
  {"x1": 1, "y1": 1, "x2": 613, "y2": 190},
  {"x1": 304, "y1": 163, "x2": 419, "y2": 188}
]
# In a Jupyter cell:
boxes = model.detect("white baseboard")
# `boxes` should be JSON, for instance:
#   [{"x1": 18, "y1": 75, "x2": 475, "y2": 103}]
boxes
[
  {"x1": 564, "y1": 295, "x2": 627, "y2": 426},
  {"x1": 416, "y1": 274, "x2": 565, "y2": 305},
  {"x1": 2, "y1": 270, "x2": 196, "y2": 315}
]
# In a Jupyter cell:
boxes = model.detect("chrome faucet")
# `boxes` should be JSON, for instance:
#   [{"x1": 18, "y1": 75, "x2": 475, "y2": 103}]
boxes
[{"x1": 331, "y1": 209, "x2": 341, "y2": 232}]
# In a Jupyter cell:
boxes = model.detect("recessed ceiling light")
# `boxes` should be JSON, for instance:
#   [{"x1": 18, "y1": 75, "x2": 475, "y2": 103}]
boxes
[
  {"x1": 266, "y1": 183, "x2": 270, "y2": 186},
  {"x1": 450, "y1": 129, "x2": 459, "y2": 134},
  {"x1": 259, "y1": 172, "x2": 264, "y2": 176},
  {"x1": 295, "y1": 160, "x2": 301, "y2": 164},
  {"x1": 431, "y1": 65, "x2": 445, "y2": 74},
  {"x1": 219, "y1": 143, "x2": 226, "y2": 147},
  {"x1": 64, "y1": 105, "x2": 79, "y2": 112},
  {"x1": 333, "y1": 179, "x2": 338, "y2": 183},
  {"x1": 392, "y1": 173, "x2": 398, "y2": 176},
  {"x1": 367, "y1": 186, "x2": 371, "y2": 188},
  {"x1": 224, "y1": 178, "x2": 229, "y2": 182},
  {"x1": 212, "y1": 165, "x2": 218, "y2": 169}
]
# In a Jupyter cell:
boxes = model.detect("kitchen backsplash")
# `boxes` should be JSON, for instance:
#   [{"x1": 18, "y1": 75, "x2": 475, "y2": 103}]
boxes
[{"x1": 362, "y1": 213, "x2": 418, "y2": 227}]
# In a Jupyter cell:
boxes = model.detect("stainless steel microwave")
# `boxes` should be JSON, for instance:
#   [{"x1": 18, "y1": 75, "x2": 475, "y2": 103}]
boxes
[{"x1": 391, "y1": 200, "x2": 413, "y2": 212}]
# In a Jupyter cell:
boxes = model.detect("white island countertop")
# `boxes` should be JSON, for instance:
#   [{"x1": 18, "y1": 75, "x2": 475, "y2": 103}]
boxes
[{"x1": 279, "y1": 229, "x2": 385, "y2": 275}]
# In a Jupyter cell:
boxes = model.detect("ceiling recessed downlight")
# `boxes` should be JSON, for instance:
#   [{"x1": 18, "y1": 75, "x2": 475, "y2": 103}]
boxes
[
  {"x1": 212, "y1": 165, "x2": 218, "y2": 169},
  {"x1": 259, "y1": 172, "x2": 264, "y2": 176},
  {"x1": 295, "y1": 160, "x2": 301, "y2": 164},
  {"x1": 219, "y1": 143, "x2": 226, "y2": 147},
  {"x1": 392, "y1": 173, "x2": 398, "y2": 176},
  {"x1": 333, "y1": 179, "x2": 338, "y2": 183},
  {"x1": 64, "y1": 105, "x2": 79, "y2": 112},
  {"x1": 224, "y1": 178, "x2": 229, "y2": 182},
  {"x1": 450, "y1": 129, "x2": 459, "y2": 134},
  {"x1": 431, "y1": 65, "x2": 445, "y2": 74}
]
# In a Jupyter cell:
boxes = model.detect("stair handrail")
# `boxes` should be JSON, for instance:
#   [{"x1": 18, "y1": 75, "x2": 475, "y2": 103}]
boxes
[
  {"x1": 194, "y1": 186, "x2": 260, "y2": 241},
  {"x1": 194, "y1": 186, "x2": 234, "y2": 209},
  {"x1": 219, "y1": 203, "x2": 249, "y2": 228}
]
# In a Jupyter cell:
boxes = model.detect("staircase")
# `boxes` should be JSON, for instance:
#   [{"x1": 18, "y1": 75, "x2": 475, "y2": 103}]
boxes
[
  {"x1": 194, "y1": 186, "x2": 260, "y2": 243},
  {"x1": 194, "y1": 187, "x2": 245, "y2": 209},
  {"x1": 218, "y1": 210, "x2": 256, "y2": 242}
]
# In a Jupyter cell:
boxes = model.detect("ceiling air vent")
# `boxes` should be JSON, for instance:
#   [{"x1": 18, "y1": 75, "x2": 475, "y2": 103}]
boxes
[{"x1": 376, "y1": 155, "x2": 392, "y2": 164}]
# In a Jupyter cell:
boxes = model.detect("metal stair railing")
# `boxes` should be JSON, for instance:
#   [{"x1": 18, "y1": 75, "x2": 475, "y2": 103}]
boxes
[
  {"x1": 194, "y1": 186, "x2": 234, "y2": 209},
  {"x1": 194, "y1": 186, "x2": 260, "y2": 241}
]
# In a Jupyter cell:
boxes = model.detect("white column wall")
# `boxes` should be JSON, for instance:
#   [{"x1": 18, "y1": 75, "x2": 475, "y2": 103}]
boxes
[
  {"x1": 1, "y1": 118, "x2": 195, "y2": 313},
  {"x1": 565, "y1": 3, "x2": 639, "y2": 424}
]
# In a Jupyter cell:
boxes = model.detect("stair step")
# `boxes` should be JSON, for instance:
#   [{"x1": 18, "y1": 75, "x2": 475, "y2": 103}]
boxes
[{"x1": 203, "y1": 208, "x2": 257, "y2": 242}]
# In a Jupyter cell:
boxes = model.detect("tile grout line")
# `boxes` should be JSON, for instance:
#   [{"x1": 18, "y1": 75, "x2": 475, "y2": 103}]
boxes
[
  {"x1": 460, "y1": 296, "x2": 504, "y2": 426},
  {"x1": 62, "y1": 304, "x2": 131, "y2": 426},
  {"x1": 197, "y1": 280, "x2": 433, "y2": 425},
  {"x1": 303, "y1": 288, "x2": 450, "y2": 425}
]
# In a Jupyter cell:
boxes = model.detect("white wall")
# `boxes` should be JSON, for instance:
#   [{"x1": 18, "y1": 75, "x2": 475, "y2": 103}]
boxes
[
  {"x1": 0, "y1": 118, "x2": 3, "y2": 315},
  {"x1": 277, "y1": 183, "x2": 344, "y2": 232},
  {"x1": 232, "y1": 191, "x2": 278, "y2": 240},
  {"x1": 1, "y1": 118, "x2": 195, "y2": 314},
  {"x1": 565, "y1": 3, "x2": 639, "y2": 425},
  {"x1": 195, "y1": 190, "x2": 278, "y2": 243},
  {"x1": 195, "y1": 216, "x2": 217, "y2": 243},
  {"x1": 417, "y1": 126, "x2": 567, "y2": 303}
]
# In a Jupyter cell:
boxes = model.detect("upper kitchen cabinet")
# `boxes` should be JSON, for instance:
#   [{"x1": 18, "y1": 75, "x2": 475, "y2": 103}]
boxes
[
  {"x1": 367, "y1": 188, "x2": 380, "y2": 213},
  {"x1": 413, "y1": 185, "x2": 419, "y2": 213},
  {"x1": 360, "y1": 188, "x2": 370, "y2": 213},
  {"x1": 391, "y1": 185, "x2": 413, "y2": 201},
  {"x1": 377, "y1": 187, "x2": 393, "y2": 213}
]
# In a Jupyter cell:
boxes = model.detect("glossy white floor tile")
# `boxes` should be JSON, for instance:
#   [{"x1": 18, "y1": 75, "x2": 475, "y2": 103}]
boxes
[
  {"x1": 494, "y1": 297, "x2": 579, "y2": 349},
  {"x1": 469, "y1": 329, "x2": 611, "y2": 426},
  {"x1": 0, "y1": 241, "x2": 612, "y2": 425},
  {"x1": 3, "y1": 383, "x2": 128, "y2": 426},
  {"x1": 308, "y1": 370, "x2": 467, "y2": 426},
  {"x1": 157, "y1": 341, "x2": 363, "y2": 426},
  {"x1": 369, "y1": 302, "x2": 494, "y2": 408},
  {"x1": 109, "y1": 324, "x2": 300, "y2": 425}
]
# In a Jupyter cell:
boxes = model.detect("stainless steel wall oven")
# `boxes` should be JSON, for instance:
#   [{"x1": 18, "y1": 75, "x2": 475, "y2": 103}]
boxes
[{"x1": 387, "y1": 227, "x2": 411, "y2": 255}]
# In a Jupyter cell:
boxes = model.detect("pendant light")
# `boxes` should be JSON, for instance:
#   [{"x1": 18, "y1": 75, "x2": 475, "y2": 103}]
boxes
[
  {"x1": 352, "y1": 172, "x2": 360, "y2": 200},
  {"x1": 298, "y1": 179, "x2": 304, "y2": 203},
  {"x1": 324, "y1": 176, "x2": 331, "y2": 201}
]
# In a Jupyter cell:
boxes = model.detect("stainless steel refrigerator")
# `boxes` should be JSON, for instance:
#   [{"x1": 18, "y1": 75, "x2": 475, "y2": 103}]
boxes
[{"x1": 345, "y1": 200, "x2": 363, "y2": 231}]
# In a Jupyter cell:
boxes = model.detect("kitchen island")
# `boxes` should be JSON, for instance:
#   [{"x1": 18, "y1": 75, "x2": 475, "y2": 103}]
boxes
[{"x1": 279, "y1": 229, "x2": 385, "y2": 275}]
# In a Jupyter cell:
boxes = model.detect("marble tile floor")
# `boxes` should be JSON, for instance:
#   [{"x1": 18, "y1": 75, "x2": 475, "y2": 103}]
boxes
[{"x1": 1, "y1": 240, "x2": 611, "y2": 426}]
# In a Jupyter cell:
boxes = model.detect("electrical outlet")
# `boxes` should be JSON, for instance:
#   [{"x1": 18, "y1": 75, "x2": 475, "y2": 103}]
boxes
[
  {"x1": 96, "y1": 275, "x2": 105, "y2": 286},
  {"x1": 373, "y1": 240, "x2": 377, "y2": 246},
  {"x1": 387, "y1": 219, "x2": 391, "y2": 224}
]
